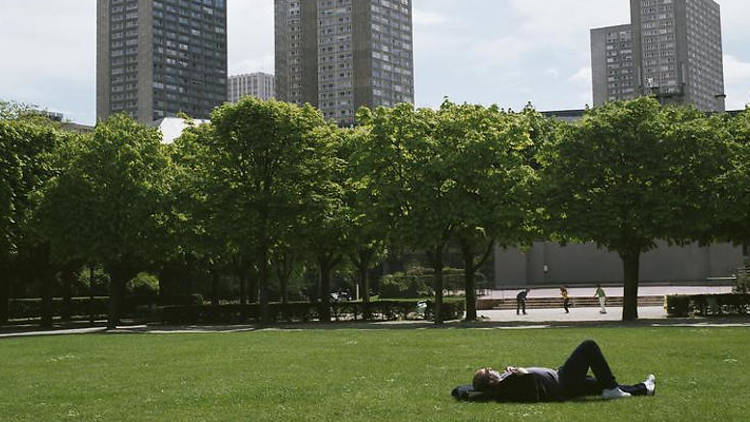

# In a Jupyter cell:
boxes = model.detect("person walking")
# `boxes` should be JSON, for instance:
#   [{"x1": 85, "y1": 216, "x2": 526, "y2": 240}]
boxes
[
  {"x1": 560, "y1": 287, "x2": 570, "y2": 313},
  {"x1": 516, "y1": 289, "x2": 530, "y2": 315},
  {"x1": 594, "y1": 284, "x2": 607, "y2": 314}
]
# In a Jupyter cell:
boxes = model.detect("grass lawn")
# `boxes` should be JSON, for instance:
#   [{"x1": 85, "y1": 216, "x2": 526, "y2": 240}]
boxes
[{"x1": 1, "y1": 325, "x2": 748, "y2": 421}]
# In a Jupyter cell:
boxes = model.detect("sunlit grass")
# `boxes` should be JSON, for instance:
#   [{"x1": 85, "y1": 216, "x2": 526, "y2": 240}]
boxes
[{"x1": 1, "y1": 326, "x2": 748, "y2": 421}]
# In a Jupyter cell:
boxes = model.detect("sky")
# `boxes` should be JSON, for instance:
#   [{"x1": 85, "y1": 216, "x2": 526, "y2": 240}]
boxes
[{"x1": 1, "y1": 0, "x2": 749, "y2": 125}]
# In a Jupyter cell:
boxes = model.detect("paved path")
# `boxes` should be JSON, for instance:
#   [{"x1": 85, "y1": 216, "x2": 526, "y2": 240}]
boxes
[
  {"x1": 478, "y1": 306, "x2": 667, "y2": 323},
  {"x1": 482, "y1": 284, "x2": 733, "y2": 300}
]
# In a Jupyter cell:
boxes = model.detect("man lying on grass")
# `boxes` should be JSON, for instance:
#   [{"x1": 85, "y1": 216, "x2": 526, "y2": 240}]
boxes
[{"x1": 455, "y1": 340, "x2": 655, "y2": 402}]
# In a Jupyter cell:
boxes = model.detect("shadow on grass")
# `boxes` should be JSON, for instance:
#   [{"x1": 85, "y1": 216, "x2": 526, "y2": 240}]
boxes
[{"x1": 3, "y1": 315, "x2": 750, "y2": 338}]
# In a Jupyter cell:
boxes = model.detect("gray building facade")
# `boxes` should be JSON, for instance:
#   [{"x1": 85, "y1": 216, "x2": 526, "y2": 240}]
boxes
[
  {"x1": 592, "y1": 0, "x2": 724, "y2": 111},
  {"x1": 494, "y1": 241, "x2": 742, "y2": 287},
  {"x1": 97, "y1": 0, "x2": 228, "y2": 124},
  {"x1": 275, "y1": 0, "x2": 414, "y2": 126},
  {"x1": 228, "y1": 72, "x2": 275, "y2": 102},
  {"x1": 591, "y1": 24, "x2": 636, "y2": 105}
]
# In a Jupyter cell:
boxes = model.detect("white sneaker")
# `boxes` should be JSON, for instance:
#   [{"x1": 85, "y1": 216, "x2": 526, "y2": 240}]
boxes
[
  {"x1": 602, "y1": 387, "x2": 632, "y2": 400},
  {"x1": 643, "y1": 374, "x2": 656, "y2": 396}
]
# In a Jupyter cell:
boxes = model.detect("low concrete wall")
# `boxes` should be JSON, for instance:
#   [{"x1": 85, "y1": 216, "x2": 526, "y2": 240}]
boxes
[{"x1": 494, "y1": 241, "x2": 743, "y2": 287}]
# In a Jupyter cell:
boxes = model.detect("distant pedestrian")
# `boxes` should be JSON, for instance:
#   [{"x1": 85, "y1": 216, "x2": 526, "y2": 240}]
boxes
[
  {"x1": 516, "y1": 289, "x2": 530, "y2": 315},
  {"x1": 560, "y1": 287, "x2": 570, "y2": 313},
  {"x1": 594, "y1": 284, "x2": 607, "y2": 314}
]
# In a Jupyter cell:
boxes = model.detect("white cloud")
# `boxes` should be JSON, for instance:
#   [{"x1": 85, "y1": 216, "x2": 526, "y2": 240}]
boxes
[
  {"x1": 569, "y1": 67, "x2": 592, "y2": 84},
  {"x1": 413, "y1": 9, "x2": 446, "y2": 26},
  {"x1": 724, "y1": 54, "x2": 750, "y2": 109}
]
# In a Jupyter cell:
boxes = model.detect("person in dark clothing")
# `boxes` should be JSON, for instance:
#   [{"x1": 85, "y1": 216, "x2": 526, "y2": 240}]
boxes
[
  {"x1": 471, "y1": 340, "x2": 655, "y2": 402},
  {"x1": 560, "y1": 287, "x2": 571, "y2": 313},
  {"x1": 516, "y1": 289, "x2": 530, "y2": 315}
]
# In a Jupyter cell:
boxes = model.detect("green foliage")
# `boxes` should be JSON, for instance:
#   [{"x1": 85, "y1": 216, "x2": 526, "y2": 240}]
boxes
[
  {"x1": 8, "y1": 297, "x2": 108, "y2": 320},
  {"x1": 0, "y1": 119, "x2": 62, "y2": 256},
  {"x1": 716, "y1": 109, "x2": 750, "y2": 246},
  {"x1": 161, "y1": 298, "x2": 464, "y2": 324},
  {"x1": 666, "y1": 293, "x2": 750, "y2": 316},
  {"x1": 540, "y1": 98, "x2": 734, "y2": 320},
  {"x1": 34, "y1": 114, "x2": 172, "y2": 327},
  {"x1": 204, "y1": 98, "x2": 334, "y2": 321},
  {"x1": 734, "y1": 270, "x2": 750, "y2": 294},
  {"x1": 380, "y1": 266, "x2": 483, "y2": 298},
  {"x1": 127, "y1": 272, "x2": 159, "y2": 297}
]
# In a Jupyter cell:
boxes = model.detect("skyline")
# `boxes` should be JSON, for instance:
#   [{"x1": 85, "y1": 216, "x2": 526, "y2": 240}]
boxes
[{"x1": 1, "y1": 0, "x2": 749, "y2": 125}]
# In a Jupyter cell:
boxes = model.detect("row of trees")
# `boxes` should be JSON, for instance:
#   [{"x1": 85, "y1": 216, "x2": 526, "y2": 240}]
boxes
[{"x1": 1, "y1": 97, "x2": 749, "y2": 326}]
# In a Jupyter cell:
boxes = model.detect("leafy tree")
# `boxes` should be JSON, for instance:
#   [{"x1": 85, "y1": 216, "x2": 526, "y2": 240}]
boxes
[
  {"x1": 209, "y1": 98, "x2": 330, "y2": 324},
  {"x1": 435, "y1": 101, "x2": 537, "y2": 320},
  {"x1": 719, "y1": 109, "x2": 750, "y2": 263},
  {"x1": 342, "y1": 126, "x2": 389, "y2": 310},
  {"x1": 360, "y1": 104, "x2": 459, "y2": 323},
  {"x1": 0, "y1": 119, "x2": 61, "y2": 325},
  {"x1": 541, "y1": 98, "x2": 732, "y2": 321},
  {"x1": 300, "y1": 125, "x2": 351, "y2": 322},
  {"x1": 37, "y1": 114, "x2": 172, "y2": 329},
  {"x1": 170, "y1": 120, "x2": 234, "y2": 306}
]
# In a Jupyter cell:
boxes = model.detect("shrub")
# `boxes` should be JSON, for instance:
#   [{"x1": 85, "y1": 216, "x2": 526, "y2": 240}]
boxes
[
  {"x1": 161, "y1": 299, "x2": 466, "y2": 325},
  {"x1": 734, "y1": 270, "x2": 749, "y2": 294},
  {"x1": 9, "y1": 297, "x2": 109, "y2": 320},
  {"x1": 379, "y1": 266, "x2": 486, "y2": 299},
  {"x1": 666, "y1": 294, "x2": 750, "y2": 317}
]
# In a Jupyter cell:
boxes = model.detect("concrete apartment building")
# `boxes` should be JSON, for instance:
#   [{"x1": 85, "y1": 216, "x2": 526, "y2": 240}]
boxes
[
  {"x1": 275, "y1": 0, "x2": 415, "y2": 126},
  {"x1": 97, "y1": 0, "x2": 228, "y2": 124},
  {"x1": 228, "y1": 72, "x2": 275, "y2": 102},
  {"x1": 591, "y1": 24, "x2": 636, "y2": 105},
  {"x1": 591, "y1": 0, "x2": 725, "y2": 111}
]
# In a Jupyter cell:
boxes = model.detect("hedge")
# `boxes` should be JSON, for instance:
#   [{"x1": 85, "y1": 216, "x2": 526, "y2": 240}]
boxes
[
  {"x1": 7, "y1": 295, "x2": 159, "y2": 321},
  {"x1": 9, "y1": 297, "x2": 109, "y2": 320},
  {"x1": 666, "y1": 294, "x2": 750, "y2": 317},
  {"x1": 161, "y1": 299, "x2": 466, "y2": 325}
]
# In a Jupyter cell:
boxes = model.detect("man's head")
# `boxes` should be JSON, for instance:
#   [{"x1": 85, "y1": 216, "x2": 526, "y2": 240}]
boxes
[{"x1": 473, "y1": 367, "x2": 503, "y2": 391}]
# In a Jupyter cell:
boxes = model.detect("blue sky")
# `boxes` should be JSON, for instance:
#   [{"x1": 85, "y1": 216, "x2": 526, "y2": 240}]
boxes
[{"x1": 1, "y1": 0, "x2": 749, "y2": 125}]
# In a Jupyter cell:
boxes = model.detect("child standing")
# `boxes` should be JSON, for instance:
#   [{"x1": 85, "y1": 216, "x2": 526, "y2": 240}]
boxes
[
  {"x1": 560, "y1": 287, "x2": 570, "y2": 313},
  {"x1": 594, "y1": 284, "x2": 607, "y2": 314}
]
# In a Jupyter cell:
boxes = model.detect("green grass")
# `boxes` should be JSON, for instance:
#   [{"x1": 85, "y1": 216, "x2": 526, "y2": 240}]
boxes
[{"x1": 1, "y1": 326, "x2": 748, "y2": 421}]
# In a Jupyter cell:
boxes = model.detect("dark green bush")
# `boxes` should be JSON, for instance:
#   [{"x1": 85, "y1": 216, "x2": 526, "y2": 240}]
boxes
[
  {"x1": 666, "y1": 294, "x2": 750, "y2": 317},
  {"x1": 9, "y1": 297, "x2": 109, "y2": 320},
  {"x1": 379, "y1": 266, "x2": 485, "y2": 299},
  {"x1": 161, "y1": 299, "x2": 466, "y2": 325},
  {"x1": 665, "y1": 295, "x2": 691, "y2": 317}
]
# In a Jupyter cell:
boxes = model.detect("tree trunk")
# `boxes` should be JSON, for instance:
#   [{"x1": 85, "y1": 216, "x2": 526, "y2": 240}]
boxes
[
  {"x1": 276, "y1": 251, "x2": 294, "y2": 305},
  {"x1": 280, "y1": 275, "x2": 288, "y2": 304},
  {"x1": 37, "y1": 245, "x2": 54, "y2": 328},
  {"x1": 318, "y1": 257, "x2": 332, "y2": 323},
  {"x1": 89, "y1": 266, "x2": 96, "y2": 324},
  {"x1": 107, "y1": 268, "x2": 130, "y2": 330},
  {"x1": 211, "y1": 270, "x2": 220, "y2": 307},
  {"x1": 621, "y1": 250, "x2": 640, "y2": 322},
  {"x1": 0, "y1": 259, "x2": 9, "y2": 325},
  {"x1": 430, "y1": 245, "x2": 445, "y2": 325},
  {"x1": 258, "y1": 247, "x2": 271, "y2": 326},
  {"x1": 61, "y1": 268, "x2": 75, "y2": 322},
  {"x1": 464, "y1": 268, "x2": 477, "y2": 322},
  {"x1": 249, "y1": 271, "x2": 259, "y2": 303},
  {"x1": 355, "y1": 248, "x2": 374, "y2": 320},
  {"x1": 39, "y1": 273, "x2": 53, "y2": 328},
  {"x1": 239, "y1": 268, "x2": 247, "y2": 305},
  {"x1": 461, "y1": 239, "x2": 494, "y2": 322}
]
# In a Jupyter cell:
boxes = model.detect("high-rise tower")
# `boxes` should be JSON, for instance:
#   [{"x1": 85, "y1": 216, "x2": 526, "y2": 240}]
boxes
[
  {"x1": 275, "y1": 0, "x2": 414, "y2": 126},
  {"x1": 97, "y1": 0, "x2": 228, "y2": 124},
  {"x1": 591, "y1": 0, "x2": 724, "y2": 111}
]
